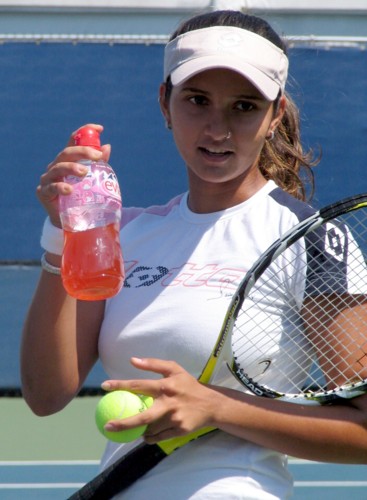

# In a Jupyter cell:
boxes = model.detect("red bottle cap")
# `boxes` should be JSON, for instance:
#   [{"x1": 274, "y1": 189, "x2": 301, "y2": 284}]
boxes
[{"x1": 74, "y1": 126, "x2": 102, "y2": 151}]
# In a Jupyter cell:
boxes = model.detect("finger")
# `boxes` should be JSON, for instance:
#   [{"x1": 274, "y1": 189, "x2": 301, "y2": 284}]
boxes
[
  {"x1": 103, "y1": 405, "x2": 182, "y2": 442},
  {"x1": 43, "y1": 161, "x2": 89, "y2": 181},
  {"x1": 100, "y1": 379, "x2": 159, "y2": 397},
  {"x1": 104, "y1": 411, "x2": 152, "y2": 433},
  {"x1": 101, "y1": 143, "x2": 111, "y2": 163},
  {"x1": 47, "y1": 146, "x2": 103, "y2": 171},
  {"x1": 130, "y1": 357, "x2": 184, "y2": 378},
  {"x1": 37, "y1": 163, "x2": 86, "y2": 204},
  {"x1": 36, "y1": 180, "x2": 71, "y2": 203}
]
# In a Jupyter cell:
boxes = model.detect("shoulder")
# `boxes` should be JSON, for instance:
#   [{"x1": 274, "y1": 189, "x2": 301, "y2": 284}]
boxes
[
  {"x1": 121, "y1": 194, "x2": 185, "y2": 228},
  {"x1": 266, "y1": 184, "x2": 316, "y2": 223}
]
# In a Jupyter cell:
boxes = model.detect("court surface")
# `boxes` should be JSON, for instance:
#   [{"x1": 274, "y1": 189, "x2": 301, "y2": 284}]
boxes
[
  {"x1": 0, "y1": 398, "x2": 366, "y2": 499},
  {"x1": 0, "y1": 459, "x2": 366, "y2": 499}
]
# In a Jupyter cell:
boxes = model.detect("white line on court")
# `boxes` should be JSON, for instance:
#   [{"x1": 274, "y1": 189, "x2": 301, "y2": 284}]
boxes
[
  {"x1": 295, "y1": 481, "x2": 367, "y2": 487},
  {"x1": 0, "y1": 483, "x2": 84, "y2": 489},
  {"x1": 1, "y1": 481, "x2": 367, "y2": 490},
  {"x1": 289, "y1": 458, "x2": 317, "y2": 464},
  {"x1": 0, "y1": 460, "x2": 99, "y2": 466}
]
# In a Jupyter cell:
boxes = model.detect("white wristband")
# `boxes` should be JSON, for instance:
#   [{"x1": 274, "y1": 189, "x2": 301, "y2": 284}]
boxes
[{"x1": 40, "y1": 217, "x2": 64, "y2": 256}]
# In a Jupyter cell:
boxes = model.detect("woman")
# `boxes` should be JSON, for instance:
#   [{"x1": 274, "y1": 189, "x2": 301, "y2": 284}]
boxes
[{"x1": 21, "y1": 10, "x2": 367, "y2": 500}]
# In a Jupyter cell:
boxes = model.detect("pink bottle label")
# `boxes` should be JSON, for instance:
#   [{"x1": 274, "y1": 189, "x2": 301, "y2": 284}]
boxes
[
  {"x1": 65, "y1": 166, "x2": 121, "y2": 206},
  {"x1": 59, "y1": 161, "x2": 122, "y2": 231}
]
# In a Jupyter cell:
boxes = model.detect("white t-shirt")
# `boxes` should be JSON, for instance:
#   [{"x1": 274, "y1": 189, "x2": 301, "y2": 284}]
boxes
[{"x1": 97, "y1": 180, "x2": 364, "y2": 499}]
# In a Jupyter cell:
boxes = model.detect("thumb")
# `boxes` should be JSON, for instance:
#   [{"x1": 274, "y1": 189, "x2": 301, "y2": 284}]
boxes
[{"x1": 101, "y1": 143, "x2": 111, "y2": 163}]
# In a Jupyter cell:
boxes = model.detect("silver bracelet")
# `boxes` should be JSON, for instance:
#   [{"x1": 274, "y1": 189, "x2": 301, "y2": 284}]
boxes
[{"x1": 41, "y1": 252, "x2": 61, "y2": 275}]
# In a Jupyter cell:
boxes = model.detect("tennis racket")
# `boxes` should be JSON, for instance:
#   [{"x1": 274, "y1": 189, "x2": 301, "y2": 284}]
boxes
[{"x1": 70, "y1": 193, "x2": 367, "y2": 499}]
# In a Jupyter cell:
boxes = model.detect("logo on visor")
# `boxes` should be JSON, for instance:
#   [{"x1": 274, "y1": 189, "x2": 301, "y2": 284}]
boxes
[{"x1": 218, "y1": 32, "x2": 243, "y2": 48}]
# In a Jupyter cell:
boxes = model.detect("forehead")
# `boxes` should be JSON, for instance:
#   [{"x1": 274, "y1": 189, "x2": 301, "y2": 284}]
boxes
[{"x1": 176, "y1": 68, "x2": 265, "y2": 98}]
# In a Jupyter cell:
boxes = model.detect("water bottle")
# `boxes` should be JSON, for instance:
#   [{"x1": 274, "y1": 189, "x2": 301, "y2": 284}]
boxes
[{"x1": 58, "y1": 126, "x2": 125, "y2": 300}]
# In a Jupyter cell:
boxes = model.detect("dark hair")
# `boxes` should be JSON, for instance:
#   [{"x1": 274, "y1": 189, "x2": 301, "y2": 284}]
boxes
[{"x1": 165, "y1": 10, "x2": 318, "y2": 201}]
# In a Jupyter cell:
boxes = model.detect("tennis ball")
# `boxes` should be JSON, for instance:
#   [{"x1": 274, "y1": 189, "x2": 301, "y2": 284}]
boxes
[
  {"x1": 140, "y1": 394, "x2": 154, "y2": 409},
  {"x1": 95, "y1": 390, "x2": 151, "y2": 443}
]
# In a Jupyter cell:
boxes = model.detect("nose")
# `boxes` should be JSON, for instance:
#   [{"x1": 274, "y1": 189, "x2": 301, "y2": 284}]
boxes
[{"x1": 204, "y1": 110, "x2": 231, "y2": 142}]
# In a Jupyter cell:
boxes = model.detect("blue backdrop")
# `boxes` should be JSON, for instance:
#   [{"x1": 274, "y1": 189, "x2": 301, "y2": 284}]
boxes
[
  {"x1": 0, "y1": 40, "x2": 366, "y2": 389},
  {"x1": 0, "y1": 41, "x2": 366, "y2": 261}
]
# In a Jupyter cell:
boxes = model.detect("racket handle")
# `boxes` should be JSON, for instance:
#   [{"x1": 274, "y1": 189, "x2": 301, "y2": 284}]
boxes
[
  {"x1": 68, "y1": 442, "x2": 165, "y2": 500},
  {"x1": 69, "y1": 427, "x2": 217, "y2": 499}
]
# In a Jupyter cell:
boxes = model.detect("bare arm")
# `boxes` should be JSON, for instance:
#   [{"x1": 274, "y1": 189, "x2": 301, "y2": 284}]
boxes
[
  {"x1": 101, "y1": 357, "x2": 367, "y2": 464},
  {"x1": 214, "y1": 383, "x2": 367, "y2": 463},
  {"x1": 21, "y1": 124, "x2": 110, "y2": 415},
  {"x1": 21, "y1": 261, "x2": 105, "y2": 415},
  {"x1": 93, "y1": 291, "x2": 367, "y2": 463}
]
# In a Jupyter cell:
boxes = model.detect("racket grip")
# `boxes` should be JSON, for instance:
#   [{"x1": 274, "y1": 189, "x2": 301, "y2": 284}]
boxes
[
  {"x1": 68, "y1": 442, "x2": 165, "y2": 500},
  {"x1": 68, "y1": 427, "x2": 217, "y2": 499}
]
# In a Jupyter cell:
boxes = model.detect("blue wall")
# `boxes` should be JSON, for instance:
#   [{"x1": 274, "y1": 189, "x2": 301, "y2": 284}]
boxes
[
  {"x1": 1, "y1": 41, "x2": 366, "y2": 389},
  {"x1": 0, "y1": 41, "x2": 366, "y2": 262}
]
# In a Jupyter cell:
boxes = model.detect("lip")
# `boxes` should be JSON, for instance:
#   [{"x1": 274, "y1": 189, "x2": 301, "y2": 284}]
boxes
[{"x1": 198, "y1": 146, "x2": 233, "y2": 163}]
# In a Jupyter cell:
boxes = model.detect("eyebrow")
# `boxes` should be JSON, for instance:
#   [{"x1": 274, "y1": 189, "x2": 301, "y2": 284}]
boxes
[{"x1": 180, "y1": 86, "x2": 264, "y2": 100}]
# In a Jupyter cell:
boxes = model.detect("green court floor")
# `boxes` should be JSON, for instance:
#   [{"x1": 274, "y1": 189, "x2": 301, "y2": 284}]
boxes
[
  {"x1": 0, "y1": 397, "x2": 105, "y2": 460},
  {"x1": 1, "y1": 397, "x2": 367, "y2": 499}
]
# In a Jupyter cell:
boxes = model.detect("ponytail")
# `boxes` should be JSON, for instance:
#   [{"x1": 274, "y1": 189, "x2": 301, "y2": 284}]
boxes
[{"x1": 259, "y1": 93, "x2": 319, "y2": 201}]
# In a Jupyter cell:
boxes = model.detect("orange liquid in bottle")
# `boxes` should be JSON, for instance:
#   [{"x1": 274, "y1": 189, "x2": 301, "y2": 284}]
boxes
[{"x1": 61, "y1": 223, "x2": 124, "y2": 300}]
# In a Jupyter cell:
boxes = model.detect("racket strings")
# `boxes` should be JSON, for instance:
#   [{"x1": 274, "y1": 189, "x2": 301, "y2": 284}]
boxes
[
  {"x1": 232, "y1": 209, "x2": 367, "y2": 401},
  {"x1": 301, "y1": 281, "x2": 365, "y2": 383}
]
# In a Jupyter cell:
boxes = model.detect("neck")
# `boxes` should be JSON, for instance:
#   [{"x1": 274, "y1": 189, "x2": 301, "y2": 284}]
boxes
[{"x1": 187, "y1": 173, "x2": 267, "y2": 214}]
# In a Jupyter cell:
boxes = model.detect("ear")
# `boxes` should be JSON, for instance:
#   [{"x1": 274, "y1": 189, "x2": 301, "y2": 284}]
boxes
[
  {"x1": 268, "y1": 95, "x2": 286, "y2": 136},
  {"x1": 159, "y1": 83, "x2": 171, "y2": 126}
]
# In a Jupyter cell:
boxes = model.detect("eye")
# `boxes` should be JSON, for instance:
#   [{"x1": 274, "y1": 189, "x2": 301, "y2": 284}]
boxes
[
  {"x1": 235, "y1": 100, "x2": 256, "y2": 112},
  {"x1": 188, "y1": 94, "x2": 209, "y2": 106}
]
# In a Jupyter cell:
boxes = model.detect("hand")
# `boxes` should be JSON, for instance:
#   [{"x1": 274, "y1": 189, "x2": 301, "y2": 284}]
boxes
[
  {"x1": 36, "y1": 123, "x2": 111, "y2": 227},
  {"x1": 101, "y1": 357, "x2": 221, "y2": 443}
]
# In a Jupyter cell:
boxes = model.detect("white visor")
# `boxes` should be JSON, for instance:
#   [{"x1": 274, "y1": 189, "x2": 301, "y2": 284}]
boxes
[{"x1": 164, "y1": 26, "x2": 288, "y2": 101}]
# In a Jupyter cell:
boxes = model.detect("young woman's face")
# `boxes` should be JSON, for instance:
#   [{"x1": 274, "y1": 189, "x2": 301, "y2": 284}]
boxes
[{"x1": 160, "y1": 68, "x2": 284, "y2": 190}]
